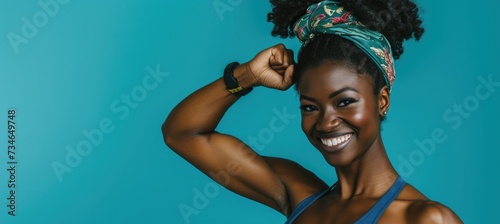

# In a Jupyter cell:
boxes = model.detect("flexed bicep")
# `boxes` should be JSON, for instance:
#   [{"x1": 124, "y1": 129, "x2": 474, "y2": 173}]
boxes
[{"x1": 168, "y1": 131, "x2": 290, "y2": 213}]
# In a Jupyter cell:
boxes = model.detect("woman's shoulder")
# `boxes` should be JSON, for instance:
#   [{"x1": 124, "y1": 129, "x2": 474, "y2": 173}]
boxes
[
  {"x1": 405, "y1": 200, "x2": 462, "y2": 223},
  {"x1": 396, "y1": 183, "x2": 463, "y2": 224}
]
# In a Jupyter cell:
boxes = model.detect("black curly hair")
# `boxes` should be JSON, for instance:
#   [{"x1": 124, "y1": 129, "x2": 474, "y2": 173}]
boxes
[{"x1": 267, "y1": 0, "x2": 424, "y2": 95}]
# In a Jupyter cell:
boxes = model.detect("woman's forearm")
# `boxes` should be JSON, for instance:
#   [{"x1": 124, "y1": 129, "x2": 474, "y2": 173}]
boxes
[{"x1": 162, "y1": 64, "x2": 256, "y2": 146}]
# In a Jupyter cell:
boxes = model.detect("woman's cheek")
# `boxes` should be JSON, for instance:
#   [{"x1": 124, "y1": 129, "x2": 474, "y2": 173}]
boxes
[
  {"x1": 351, "y1": 103, "x2": 379, "y2": 133},
  {"x1": 301, "y1": 115, "x2": 319, "y2": 141},
  {"x1": 352, "y1": 109, "x2": 366, "y2": 124},
  {"x1": 301, "y1": 115, "x2": 312, "y2": 134}
]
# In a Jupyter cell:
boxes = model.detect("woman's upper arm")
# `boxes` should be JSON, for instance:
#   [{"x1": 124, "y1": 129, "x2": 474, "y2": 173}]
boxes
[
  {"x1": 167, "y1": 131, "x2": 292, "y2": 214},
  {"x1": 167, "y1": 131, "x2": 327, "y2": 215}
]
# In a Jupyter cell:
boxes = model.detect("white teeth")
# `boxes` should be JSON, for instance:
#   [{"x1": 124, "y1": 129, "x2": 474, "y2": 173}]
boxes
[
  {"x1": 320, "y1": 134, "x2": 352, "y2": 147},
  {"x1": 327, "y1": 139, "x2": 333, "y2": 146}
]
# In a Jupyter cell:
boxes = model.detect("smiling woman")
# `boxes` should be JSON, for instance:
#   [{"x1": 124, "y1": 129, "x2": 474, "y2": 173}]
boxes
[
  {"x1": 298, "y1": 62, "x2": 385, "y2": 167},
  {"x1": 162, "y1": 0, "x2": 463, "y2": 223}
]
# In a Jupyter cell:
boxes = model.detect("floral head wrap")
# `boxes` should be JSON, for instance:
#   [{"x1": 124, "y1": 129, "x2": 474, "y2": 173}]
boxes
[{"x1": 294, "y1": 0, "x2": 396, "y2": 90}]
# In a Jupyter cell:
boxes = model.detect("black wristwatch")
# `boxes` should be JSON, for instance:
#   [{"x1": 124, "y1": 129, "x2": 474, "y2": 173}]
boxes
[{"x1": 223, "y1": 62, "x2": 253, "y2": 97}]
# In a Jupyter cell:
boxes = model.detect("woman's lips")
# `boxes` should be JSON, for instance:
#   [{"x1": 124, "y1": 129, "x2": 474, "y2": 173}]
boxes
[{"x1": 318, "y1": 133, "x2": 353, "y2": 152}]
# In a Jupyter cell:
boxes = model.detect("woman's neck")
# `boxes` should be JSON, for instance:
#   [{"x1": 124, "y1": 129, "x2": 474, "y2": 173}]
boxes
[{"x1": 333, "y1": 137, "x2": 399, "y2": 200}]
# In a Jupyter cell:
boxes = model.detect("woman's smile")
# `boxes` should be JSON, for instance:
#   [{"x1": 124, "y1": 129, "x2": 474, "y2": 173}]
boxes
[{"x1": 318, "y1": 133, "x2": 353, "y2": 152}]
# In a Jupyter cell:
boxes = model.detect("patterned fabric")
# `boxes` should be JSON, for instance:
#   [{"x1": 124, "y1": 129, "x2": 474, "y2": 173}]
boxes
[{"x1": 294, "y1": 0, "x2": 396, "y2": 90}]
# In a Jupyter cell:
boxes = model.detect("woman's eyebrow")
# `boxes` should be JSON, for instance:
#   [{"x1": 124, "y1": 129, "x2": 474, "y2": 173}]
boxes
[
  {"x1": 300, "y1": 87, "x2": 359, "y2": 102},
  {"x1": 299, "y1": 94, "x2": 316, "y2": 102},
  {"x1": 328, "y1": 87, "x2": 358, "y2": 99}
]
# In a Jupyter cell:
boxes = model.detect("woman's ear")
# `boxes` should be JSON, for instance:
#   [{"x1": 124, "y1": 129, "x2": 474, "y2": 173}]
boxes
[{"x1": 378, "y1": 86, "x2": 390, "y2": 117}]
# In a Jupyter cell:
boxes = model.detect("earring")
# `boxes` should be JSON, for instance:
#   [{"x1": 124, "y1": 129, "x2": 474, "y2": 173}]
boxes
[{"x1": 383, "y1": 111, "x2": 387, "y2": 116}]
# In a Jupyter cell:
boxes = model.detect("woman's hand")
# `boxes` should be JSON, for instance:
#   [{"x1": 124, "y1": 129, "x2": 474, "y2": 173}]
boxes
[{"x1": 237, "y1": 44, "x2": 295, "y2": 91}]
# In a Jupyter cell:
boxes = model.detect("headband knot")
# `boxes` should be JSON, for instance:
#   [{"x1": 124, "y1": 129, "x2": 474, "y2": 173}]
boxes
[{"x1": 294, "y1": 0, "x2": 396, "y2": 90}]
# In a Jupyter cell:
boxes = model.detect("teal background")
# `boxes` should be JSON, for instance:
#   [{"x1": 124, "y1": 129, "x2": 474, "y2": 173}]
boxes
[{"x1": 0, "y1": 0, "x2": 498, "y2": 223}]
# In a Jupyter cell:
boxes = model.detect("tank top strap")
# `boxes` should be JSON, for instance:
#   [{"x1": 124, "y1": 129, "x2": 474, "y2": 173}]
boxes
[
  {"x1": 354, "y1": 176, "x2": 407, "y2": 224},
  {"x1": 284, "y1": 183, "x2": 337, "y2": 224}
]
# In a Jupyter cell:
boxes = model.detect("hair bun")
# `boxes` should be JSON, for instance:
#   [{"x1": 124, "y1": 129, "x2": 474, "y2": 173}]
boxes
[
  {"x1": 267, "y1": 0, "x2": 321, "y2": 38},
  {"x1": 267, "y1": 0, "x2": 424, "y2": 59}
]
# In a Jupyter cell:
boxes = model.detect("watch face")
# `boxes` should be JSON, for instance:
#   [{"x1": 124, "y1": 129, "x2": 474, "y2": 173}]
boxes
[{"x1": 224, "y1": 62, "x2": 242, "y2": 89}]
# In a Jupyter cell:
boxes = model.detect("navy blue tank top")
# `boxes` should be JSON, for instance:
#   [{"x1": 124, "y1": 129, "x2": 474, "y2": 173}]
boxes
[{"x1": 285, "y1": 176, "x2": 406, "y2": 224}]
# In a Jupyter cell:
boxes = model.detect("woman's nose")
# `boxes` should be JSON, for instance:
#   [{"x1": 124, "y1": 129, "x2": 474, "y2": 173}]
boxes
[{"x1": 315, "y1": 111, "x2": 342, "y2": 132}]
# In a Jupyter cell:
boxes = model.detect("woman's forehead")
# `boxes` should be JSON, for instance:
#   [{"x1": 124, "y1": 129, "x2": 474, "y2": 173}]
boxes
[{"x1": 297, "y1": 62, "x2": 372, "y2": 94}]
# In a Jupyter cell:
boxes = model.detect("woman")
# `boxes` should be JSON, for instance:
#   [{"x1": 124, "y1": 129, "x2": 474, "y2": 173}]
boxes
[{"x1": 162, "y1": 0, "x2": 462, "y2": 223}]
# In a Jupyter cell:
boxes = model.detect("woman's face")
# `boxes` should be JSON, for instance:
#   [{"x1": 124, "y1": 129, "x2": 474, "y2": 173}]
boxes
[{"x1": 297, "y1": 61, "x2": 388, "y2": 167}]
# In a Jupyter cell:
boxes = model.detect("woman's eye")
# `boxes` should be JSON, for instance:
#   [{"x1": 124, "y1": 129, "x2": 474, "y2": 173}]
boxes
[
  {"x1": 337, "y1": 98, "x2": 357, "y2": 107},
  {"x1": 299, "y1": 105, "x2": 317, "y2": 112}
]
